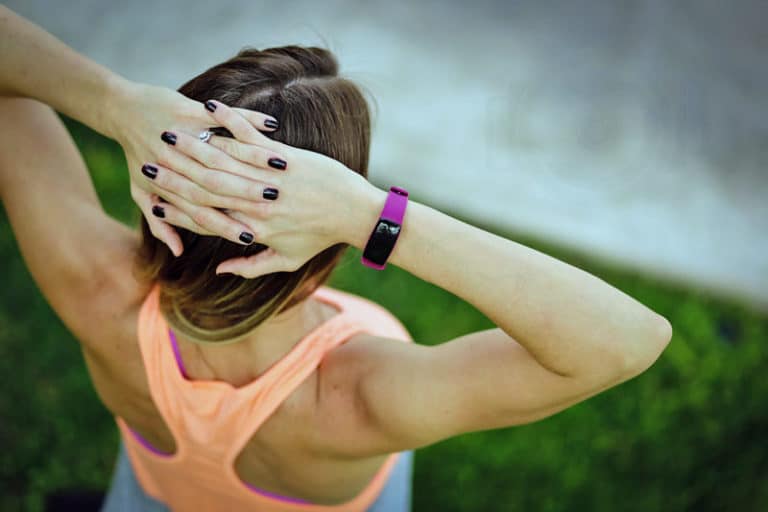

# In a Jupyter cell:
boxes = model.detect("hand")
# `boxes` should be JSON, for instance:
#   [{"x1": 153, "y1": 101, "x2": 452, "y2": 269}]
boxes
[
  {"x1": 152, "y1": 100, "x2": 385, "y2": 278},
  {"x1": 111, "y1": 83, "x2": 280, "y2": 255}
]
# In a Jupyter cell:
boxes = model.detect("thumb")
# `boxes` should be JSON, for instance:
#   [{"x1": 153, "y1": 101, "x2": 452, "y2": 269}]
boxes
[{"x1": 216, "y1": 248, "x2": 287, "y2": 279}]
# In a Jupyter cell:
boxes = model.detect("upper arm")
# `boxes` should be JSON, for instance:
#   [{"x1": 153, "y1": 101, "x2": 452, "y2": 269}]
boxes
[
  {"x1": 315, "y1": 327, "x2": 635, "y2": 457},
  {"x1": 0, "y1": 97, "x2": 143, "y2": 343}
]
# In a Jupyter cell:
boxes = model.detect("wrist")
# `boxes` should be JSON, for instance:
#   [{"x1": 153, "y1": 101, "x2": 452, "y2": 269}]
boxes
[
  {"x1": 100, "y1": 76, "x2": 136, "y2": 141},
  {"x1": 340, "y1": 176, "x2": 388, "y2": 249}
]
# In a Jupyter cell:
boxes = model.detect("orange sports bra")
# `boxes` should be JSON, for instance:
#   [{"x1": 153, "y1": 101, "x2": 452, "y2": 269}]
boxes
[{"x1": 114, "y1": 284, "x2": 413, "y2": 511}]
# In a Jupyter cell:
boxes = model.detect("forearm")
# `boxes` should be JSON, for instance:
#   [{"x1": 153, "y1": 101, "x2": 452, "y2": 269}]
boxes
[
  {"x1": 347, "y1": 187, "x2": 671, "y2": 378},
  {"x1": 0, "y1": 6, "x2": 127, "y2": 138}
]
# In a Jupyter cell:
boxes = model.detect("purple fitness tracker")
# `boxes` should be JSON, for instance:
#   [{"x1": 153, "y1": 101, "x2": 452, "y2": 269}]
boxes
[{"x1": 361, "y1": 186, "x2": 409, "y2": 270}]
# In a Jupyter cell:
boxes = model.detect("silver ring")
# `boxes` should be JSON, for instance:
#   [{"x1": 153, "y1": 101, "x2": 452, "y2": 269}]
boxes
[{"x1": 198, "y1": 130, "x2": 213, "y2": 143}]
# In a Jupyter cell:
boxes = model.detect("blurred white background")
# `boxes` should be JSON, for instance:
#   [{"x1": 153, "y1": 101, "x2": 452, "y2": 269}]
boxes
[{"x1": 8, "y1": 0, "x2": 767, "y2": 306}]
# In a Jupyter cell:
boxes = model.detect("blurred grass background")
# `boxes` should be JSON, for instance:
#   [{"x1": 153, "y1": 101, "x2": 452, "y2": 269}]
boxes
[{"x1": 1, "y1": 119, "x2": 767, "y2": 511}]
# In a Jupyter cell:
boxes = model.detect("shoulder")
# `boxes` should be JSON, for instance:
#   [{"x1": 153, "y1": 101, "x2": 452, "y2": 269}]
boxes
[
  {"x1": 320, "y1": 286, "x2": 412, "y2": 343},
  {"x1": 70, "y1": 230, "x2": 152, "y2": 352},
  {"x1": 307, "y1": 299, "x2": 423, "y2": 458}
]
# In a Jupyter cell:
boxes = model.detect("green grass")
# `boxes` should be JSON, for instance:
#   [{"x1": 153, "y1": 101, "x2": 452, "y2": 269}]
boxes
[{"x1": 1, "y1": 119, "x2": 766, "y2": 511}]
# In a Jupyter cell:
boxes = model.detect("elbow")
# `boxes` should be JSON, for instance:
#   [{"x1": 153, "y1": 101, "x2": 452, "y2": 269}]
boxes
[{"x1": 621, "y1": 313, "x2": 673, "y2": 378}]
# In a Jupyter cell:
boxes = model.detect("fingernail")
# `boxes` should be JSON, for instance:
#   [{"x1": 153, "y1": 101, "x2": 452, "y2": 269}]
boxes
[
  {"x1": 141, "y1": 164, "x2": 158, "y2": 179},
  {"x1": 264, "y1": 118, "x2": 279, "y2": 129},
  {"x1": 152, "y1": 205, "x2": 165, "y2": 218},
  {"x1": 205, "y1": 100, "x2": 217, "y2": 112},
  {"x1": 239, "y1": 232, "x2": 254, "y2": 244},
  {"x1": 161, "y1": 131, "x2": 177, "y2": 145},
  {"x1": 268, "y1": 158, "x2": 287, "y2": 170},
  {"x1": 263, "y1": 187, "x2": 279, "y2": 200}
]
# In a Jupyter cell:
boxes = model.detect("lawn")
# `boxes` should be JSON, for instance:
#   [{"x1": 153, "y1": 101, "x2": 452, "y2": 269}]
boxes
[{"x1": 1, "y1": 119, "x2": 766, "y2": 511}]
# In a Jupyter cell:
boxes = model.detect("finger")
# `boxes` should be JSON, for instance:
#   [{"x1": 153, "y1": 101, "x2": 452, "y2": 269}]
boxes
[
  {"x1": 158, "y1": 189, "x2": 259, "y2": 246},
  {"x1": 168, "y1": 130, "x2": 287, "y2": 178},
  {"x1": 131, "y1": 185, "x2": 183, "y2": 256},
  {"x1": 232, "y1": 107, "x2": 280, "y2": 132},
  {"x1": 142, "y1": 160, "x2": 265, "y2": 209},
  {"x1": 204, "y1": 100, "x2": 277, "y2": 147},
  {"x1": 149, "y1": 195, "x2": 216, "y2": 237},
  {"x1": 216, "y1": 248, "x2": 290, "y2": 278},
  {"x1": 207, "y1": 136, "x2": 288, "y2": 172}
]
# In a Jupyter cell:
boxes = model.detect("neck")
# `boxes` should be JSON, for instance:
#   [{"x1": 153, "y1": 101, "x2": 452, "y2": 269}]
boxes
[{"x1": 173, "y1": 296, "x2": 338, "y2": 385}]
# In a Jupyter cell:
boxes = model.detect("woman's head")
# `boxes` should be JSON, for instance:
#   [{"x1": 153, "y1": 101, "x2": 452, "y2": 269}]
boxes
[{"x1": 137, "y1": 46, "x2": 370, "y2": 343}]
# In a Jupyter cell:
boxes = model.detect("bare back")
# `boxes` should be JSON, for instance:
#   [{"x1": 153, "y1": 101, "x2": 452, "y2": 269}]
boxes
[{"x1": 80, "y1": 289, "x2": 402, "y2": 505}]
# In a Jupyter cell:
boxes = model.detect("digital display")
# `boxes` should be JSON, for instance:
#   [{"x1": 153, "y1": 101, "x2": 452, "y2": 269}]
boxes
[{"x1": 362, "y1": 219, "x2": 402, "y2": 265}]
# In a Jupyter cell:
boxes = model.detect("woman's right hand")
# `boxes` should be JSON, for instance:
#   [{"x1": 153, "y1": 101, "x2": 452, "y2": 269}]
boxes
[
  {"x1": 144, "y1": 100, "x2": 385, "y2": 278},
  {"x1": 112, "y1": 82, "x2": 284, "y2": 255}
]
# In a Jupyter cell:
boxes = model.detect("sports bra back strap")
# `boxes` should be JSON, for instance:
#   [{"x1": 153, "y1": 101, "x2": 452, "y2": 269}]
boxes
[{"x1": 226, "y1": 320, "x2": 366, "y2": 461}]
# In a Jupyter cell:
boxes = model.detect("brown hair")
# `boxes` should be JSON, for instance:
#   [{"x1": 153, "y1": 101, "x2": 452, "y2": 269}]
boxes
[{"x1": 136, "y1": 46, "x2": 370, "y2": 343}]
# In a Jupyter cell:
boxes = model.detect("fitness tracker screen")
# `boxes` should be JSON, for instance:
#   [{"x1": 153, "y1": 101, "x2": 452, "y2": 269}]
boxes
[{"x1": 362, "y1": 219, "x2": 402, "y2": 265}]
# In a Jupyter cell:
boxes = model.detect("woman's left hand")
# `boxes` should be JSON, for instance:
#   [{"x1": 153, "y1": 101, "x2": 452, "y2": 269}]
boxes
[{"x1": 111, "y1": 82, "x2": 214, "y2": 255}]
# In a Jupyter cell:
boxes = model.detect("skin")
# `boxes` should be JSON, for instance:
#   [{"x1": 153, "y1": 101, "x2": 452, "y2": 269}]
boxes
[
  {"x1": 0, "y1": 97, "x2": 393, "y2": 504},
  {"x1": 0, "y1": 6, "x2": 283, "y2": 255},
  {"x1": 0, "y1": 5, "x2": 673, "y2": 505}
]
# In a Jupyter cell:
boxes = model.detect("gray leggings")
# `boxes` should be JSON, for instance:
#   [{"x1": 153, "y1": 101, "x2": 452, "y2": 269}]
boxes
[{"x1": 101, "y1": 440, "x2": 414, "y2": 512}]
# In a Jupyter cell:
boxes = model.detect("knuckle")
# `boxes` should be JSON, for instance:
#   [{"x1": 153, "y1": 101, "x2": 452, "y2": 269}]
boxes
[
  {"x1": 251, "y1": 202, "x2": 271, "y2": 218},
  {"x1": 153, "y1": 173, "x2": 170, "y2": 190},
  {"x1": 226, "y1": 141, "x2": 243, "y2": 161},
  {"x1": 226, "y1": 197, "x2": 255, "y2": 212},
  {"x1": 152, "y1": 170, "x2": 172, "y2": 190},
  {"x1": 213, "y1": 137, "x2": 234, "y2": 154},
  {"x1": 207, "y1": 151, "x2": 229, "y2": 170},
  {"x1": 220, "y1": 109, "x2": 237, "y2": 128},
  {"x1": 188, "y1": 186, "x2": 210, "y2": 204},
  {"x1": 245, "y1": 146, "x2": 265, "y2": 165},
  {"x1": 180, "y1": 217, "x2": 198, "y2": 232},
  {"x1": 200, "y1": 172, "x2": 222, "y2": 191},
  {"x1": 174, "y1": 132, "x2": 189, "y2": 150},
  {"x1": 238, "y1": 200, "x2": 268, "y2": 218},
  {"x1": 157, "y1": 144, "x2": 176, "y2": 165},
  {"x1": 190, "y1": 208, "x2": 210, "y2": 227}
]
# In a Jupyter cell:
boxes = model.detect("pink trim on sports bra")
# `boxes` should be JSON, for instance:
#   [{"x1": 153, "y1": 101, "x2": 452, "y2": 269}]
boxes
[
  {"x1": 127, "y1": 426, "x2": 173, "y2": 458},
  {"x1": 169, "y1": 329, "x2": 189, "y2": 379}
]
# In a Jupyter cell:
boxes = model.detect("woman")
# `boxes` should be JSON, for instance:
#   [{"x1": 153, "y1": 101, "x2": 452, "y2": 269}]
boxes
[{"x1": 0, "y1": 6, "x2": 672, "y2": 512}]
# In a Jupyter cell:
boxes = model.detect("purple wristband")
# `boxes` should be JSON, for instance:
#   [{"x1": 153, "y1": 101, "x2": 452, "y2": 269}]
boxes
[
  {"x1": 361, "y1": 186, "x2": 409, "y2": 269},
  {"x1": 380, "y1": 186, "x2": 409, "y2": 223}
]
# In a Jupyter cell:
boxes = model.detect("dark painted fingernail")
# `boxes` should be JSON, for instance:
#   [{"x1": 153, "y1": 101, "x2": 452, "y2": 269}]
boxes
[
  {"x1": 152, "y1": 205, "x2": 165, "y2": 218},
  {"x1": 239, "y1": 232, "x2": 254, "y2": 244},
  {"x1": 161, "y1": 131, "x2": 177, "y2": 145},
  {"x1": 263, "y1": 187, "x2": 279, "y2": 200},
  {"x1": 205, "y1": 100, "x2": 217, "y2": 112},
  {"x1": 141, "y1": 164, "x2": 158, "y2": 179},
  {"x1": 268, "y1": 158, "x2": 287, "y2": 170},
  {"x1": 264, "y1": 118, "x2": 279, "y2": 129}
]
